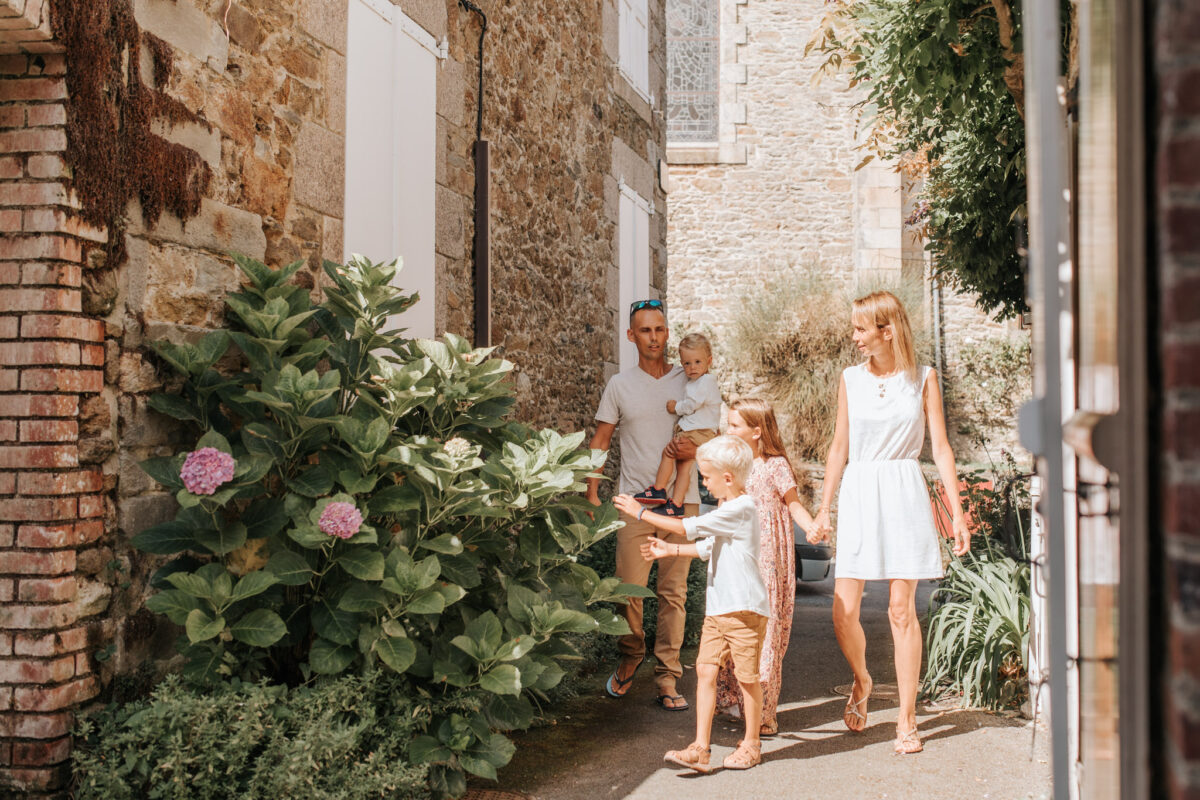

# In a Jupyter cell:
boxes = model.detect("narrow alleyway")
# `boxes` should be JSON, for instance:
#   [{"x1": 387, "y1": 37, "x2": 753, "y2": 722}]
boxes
[{"x1": 489, "y1": 578, "x2": 1051, "y2": 800}]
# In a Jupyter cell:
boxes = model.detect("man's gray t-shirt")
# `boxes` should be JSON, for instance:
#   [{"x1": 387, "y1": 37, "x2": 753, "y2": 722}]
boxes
[{"x1": 595, "y1": 364, "x2": 701, "y2": 504}]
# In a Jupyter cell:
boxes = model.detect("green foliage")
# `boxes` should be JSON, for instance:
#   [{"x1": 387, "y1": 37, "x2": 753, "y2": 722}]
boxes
[
  {"x1": 722, "y1": 269, "x2": 931, "y2": 460},
  {"x1": 808, "y1": 0, "x2": 1041, "y2": 319},
  {"x1": 130, "y1": 255, "x2": 642, "y2": 793},
  {"x1": 72, "y1": 673, "x2": 434, "y2": 800},
  {"x1": 942, "y1": 336, "x2": 1031, "y2": 452},
  {"x1": 923, "y1": 464, "x2": 1032, "y2": 709}
]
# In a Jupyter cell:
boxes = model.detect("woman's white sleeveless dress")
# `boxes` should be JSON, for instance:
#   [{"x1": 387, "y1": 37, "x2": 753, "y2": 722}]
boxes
[{"x1": 834, "y1": 363, "x2": 943, "y2": 580}]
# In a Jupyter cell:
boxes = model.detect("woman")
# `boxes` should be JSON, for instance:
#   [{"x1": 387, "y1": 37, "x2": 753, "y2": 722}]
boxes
[{"x1": 812, "y1": 290, "x2": 969, "y2": 755}]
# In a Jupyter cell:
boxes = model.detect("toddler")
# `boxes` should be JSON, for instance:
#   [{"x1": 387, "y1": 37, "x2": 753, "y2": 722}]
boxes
[
  {"x1": 614, "y1": 435, "x2": 770, "y2": 773},
  {"x1": 632, "y1": 333, "x2": 722, "y2": 516}
]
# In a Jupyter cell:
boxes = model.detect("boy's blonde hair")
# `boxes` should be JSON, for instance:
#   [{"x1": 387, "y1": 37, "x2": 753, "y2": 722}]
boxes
[
  {"x1": 696, "y1": 435, "x2": 754, "y2": 486},
  {"x1": 851, "y1": 290, "x2": 918, "y2": 382},
  {"x1": 677, "y1": 332, "x2": 713, "y2": 358}
]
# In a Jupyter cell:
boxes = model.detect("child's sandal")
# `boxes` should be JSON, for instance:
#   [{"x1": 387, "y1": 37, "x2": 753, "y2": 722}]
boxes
[
  {"x1": 664, "y1": 743, "x2": 712, "y2": 773},
  {"x1": 722, "y1": 739, "x2": 761, "y2": 770}
]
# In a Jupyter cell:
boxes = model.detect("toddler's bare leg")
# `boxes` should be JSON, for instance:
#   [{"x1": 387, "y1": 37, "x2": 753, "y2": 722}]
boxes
[
  {"x1": 738, "y1": 679, "x2": 763, "y2": 746},
  {"x1": 672, "y1": 459, "x2": 695, "y2": 506},
  {"x1": 693, "y1": 663, "x2": 719, "y2": 748},
  {"x1": 652, "y1": 448, "x2": 676, "y2": 491}
]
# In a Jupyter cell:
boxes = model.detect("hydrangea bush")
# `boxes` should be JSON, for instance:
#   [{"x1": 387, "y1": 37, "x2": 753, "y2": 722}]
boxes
[{"x1": 127, "y1": 255, "x2": 643, "y2": 796}]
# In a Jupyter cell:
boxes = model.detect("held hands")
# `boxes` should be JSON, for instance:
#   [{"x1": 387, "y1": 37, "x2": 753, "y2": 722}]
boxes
[{"x1": 810, "y1": 507, "x2": 833, "y2": 544}]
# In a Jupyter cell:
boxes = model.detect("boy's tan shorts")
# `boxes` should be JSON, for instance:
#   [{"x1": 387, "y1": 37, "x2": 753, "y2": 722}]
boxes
[
  {"x1": 672, "y1": 427, "x2": 718, "y2": 447},
  {"x1": 696, "y1": 611, "x2": 767, "y2": 683}
]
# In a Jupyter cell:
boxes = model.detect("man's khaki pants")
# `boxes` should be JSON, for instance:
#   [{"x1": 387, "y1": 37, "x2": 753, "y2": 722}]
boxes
[{"x1": 615, "y1": 504, "x2": 697, "y2": 693}]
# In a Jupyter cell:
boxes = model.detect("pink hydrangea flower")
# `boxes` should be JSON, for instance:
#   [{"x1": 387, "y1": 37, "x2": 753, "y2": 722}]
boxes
[
  {"x1": 179, "y1": 447, "x2": 236, "y2": 495},
  {"x1": 319, "y1": 502, "x2": 363, "y2": 540}
]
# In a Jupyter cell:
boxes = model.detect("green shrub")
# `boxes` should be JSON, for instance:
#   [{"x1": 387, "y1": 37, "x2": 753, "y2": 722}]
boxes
[
  {"x1": 72, "y1": 672, "x2": 435, "y2": 800},
  {"x1": 923, "y1": 468, "x2": 1031, "y2": 709},
  {"x1": 127, "y1": 255, "x2": 647, "y2": 794},
  {"x1": 723, "y1": 269, "x2": 931, "y2": 461}
]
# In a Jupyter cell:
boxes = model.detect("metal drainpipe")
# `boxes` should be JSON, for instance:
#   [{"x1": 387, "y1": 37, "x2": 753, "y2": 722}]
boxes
[
  {"x1": 1018, "y1": 0, "x2": 1073, "y2": 796},
  {"x1": 459, "y1": 0, "x2": 490, "y2": 347}
]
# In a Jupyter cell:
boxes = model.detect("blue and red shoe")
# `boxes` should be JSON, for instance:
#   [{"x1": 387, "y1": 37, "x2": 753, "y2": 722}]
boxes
[
  {"x1": 659, "y1": 501, "x2": 686, "y2": 517},
  {"x1": 632, "y1": 486, "x2": 668, "y2": 505}
]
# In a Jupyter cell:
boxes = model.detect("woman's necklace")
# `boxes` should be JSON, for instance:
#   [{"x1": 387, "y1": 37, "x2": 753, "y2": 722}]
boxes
[{"x1": 867, "y1": 363, "x2": 899, "y2": 398}]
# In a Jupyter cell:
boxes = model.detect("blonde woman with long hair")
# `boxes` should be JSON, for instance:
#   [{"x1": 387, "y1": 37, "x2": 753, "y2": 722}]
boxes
[{"x1": 812, "y1": 290, "x2": 969, "y2": 755}]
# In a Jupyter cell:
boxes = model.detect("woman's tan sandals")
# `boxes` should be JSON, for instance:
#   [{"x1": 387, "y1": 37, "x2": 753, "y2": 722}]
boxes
[
  {"x1": 843, "y1": 677, "x2": 872, "y2": 732},
  {"x1": 894, "y1": 728, "x2": 924, "y2": 755},
  {"x1": 722, "y1": 739, "x2": 762, "y2": 770},
  {"x1": 664, "y1": 743, "x2": 712, "y2": 773}
]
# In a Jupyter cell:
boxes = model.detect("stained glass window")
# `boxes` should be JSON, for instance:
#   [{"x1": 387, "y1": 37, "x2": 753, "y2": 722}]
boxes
[{"x1": 667, "y1": 0, "x2": 719, "y2": 143}]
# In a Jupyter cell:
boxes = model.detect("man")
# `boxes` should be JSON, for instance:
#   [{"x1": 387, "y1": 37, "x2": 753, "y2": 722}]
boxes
[{"x1": 587, "y1": 299, "x2": 700, "y2": 711}]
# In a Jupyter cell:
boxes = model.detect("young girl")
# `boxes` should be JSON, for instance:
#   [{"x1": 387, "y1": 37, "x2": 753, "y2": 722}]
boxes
[
  {"x1": 813, "y1": 290, "x2": 969, "y2": 755},
  {"x1": 632, "y1": 333, "x2": 722, "y2": 517},
  {"x1": 715, "y1": 397, "x2": 821, "y2": 736}
]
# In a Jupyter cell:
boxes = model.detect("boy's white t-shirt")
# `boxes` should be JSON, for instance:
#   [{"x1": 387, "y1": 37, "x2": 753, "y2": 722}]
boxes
[
  {"x1": 683, "y1": 493, "x2": 770, "y2": 617},
  {"x1": 595, "y1": 364, "x2": 701, "y2": 504},
  {"x1": 675, "y1": 373, "x2": 722, "y2": 432}
]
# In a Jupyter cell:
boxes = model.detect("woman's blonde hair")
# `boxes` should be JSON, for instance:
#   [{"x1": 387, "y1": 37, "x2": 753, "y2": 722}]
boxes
[
  {"x1": 729, "y1": 397, "x2": 792, "y2": 469},
  {"x1": 677, "y1": 332, "x2": 713, "y2": 358},
  {"x1": 851, "y1": 290, "x2": 918, "y2": 382},
  {"x1": 696, "y1": 434, "x2": 754, "y2": 486}
]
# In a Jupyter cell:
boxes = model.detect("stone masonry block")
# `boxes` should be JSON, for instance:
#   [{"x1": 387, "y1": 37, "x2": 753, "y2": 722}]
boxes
[
  {"x1": 132, "y1": 0, "x2": 229, "y2": 72},
  {"x1": 293, "y1": 122, "x2": 345, "y2": 218}
]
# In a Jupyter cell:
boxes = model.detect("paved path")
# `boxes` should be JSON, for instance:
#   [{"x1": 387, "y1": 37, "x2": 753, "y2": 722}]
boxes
[{"x1": 491, "y1": 576, "x2": 1051, "y2": 800}]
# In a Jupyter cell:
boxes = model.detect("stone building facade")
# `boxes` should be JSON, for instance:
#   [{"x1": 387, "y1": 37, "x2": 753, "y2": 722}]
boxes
[
  {"x1": 663, "y1": 0, "x2": 1027, "y2": 459},
  {"x1": 0, "y1": 0, "x2": 667, "y2": 792}
]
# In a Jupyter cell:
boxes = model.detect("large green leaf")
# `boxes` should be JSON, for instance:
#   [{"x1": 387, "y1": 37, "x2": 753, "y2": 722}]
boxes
[
  {"x1": 229, "y1": 570, "x2": 278, "y2": 603},
  {"x1": 184, "y1": 609, "x2": 226, "y2": 643},
  {"x1": 131, "y1": 521, "x2": 195, "y2": 555},
  {"x1": 312, "y1": 599, "x2": 360, "y2": 645},
  {"x1": 286, "y1": 466, "x2": 333, "y2": 498},
  {"x1": 139, "y1": 455, "x2": 186, "y2": 490},
  {"x1": 146, "y1": 393, "x2": 201, "y2": 423},
  {"x1": 479, "y1": 664, "x2": 521, "y2": 696},
  {"x1": 309, "y1": 638, "x2": 357, "y2": 674},
  {"x1": 336, "y1": 548, "x2": 385, "y2": 582},
  {"x1": 229, "y1": 609, "x2": 287, "y2": 647},
  {"x1": 194, "y1": 522, "x2": 248, "y2": 556},
  {"x1": 265, "y1": 550, "x2": 313, "y2": 586},
  {"x1": 375, "y1": 635, "x2": 416, "y2": 673},
  {"x1": 144, "y1": 589, "x2": 202, "y2": 625}
]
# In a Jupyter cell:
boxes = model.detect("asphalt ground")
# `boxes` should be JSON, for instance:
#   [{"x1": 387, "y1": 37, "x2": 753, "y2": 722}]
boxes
[{"x1": 488, "y1": 576, "x2": 1052, "y2": 800}]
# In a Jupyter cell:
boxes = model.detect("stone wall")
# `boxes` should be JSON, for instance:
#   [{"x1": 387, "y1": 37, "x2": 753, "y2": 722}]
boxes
[{"x1": 665, "y1": 0, "x2": 1027, "y2": 463}]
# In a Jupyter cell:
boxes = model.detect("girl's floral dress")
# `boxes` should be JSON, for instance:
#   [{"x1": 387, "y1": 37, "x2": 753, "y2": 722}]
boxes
[{"x1": 715, "y1": 456, "x2": 798, "y2": 727}]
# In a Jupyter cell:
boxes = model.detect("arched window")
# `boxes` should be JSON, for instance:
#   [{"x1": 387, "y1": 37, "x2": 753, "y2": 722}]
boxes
[{"x1": 666, "y1": 0, "x2": 719, "y2": 143}]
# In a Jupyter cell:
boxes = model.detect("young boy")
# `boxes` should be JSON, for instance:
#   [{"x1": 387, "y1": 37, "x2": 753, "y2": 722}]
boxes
[
  {"x1": 613, "y1": 435, "x2": 770, "y2": 772},
  {"x1": 631, "y1": 333, "x2": 722, "y2": 517}
]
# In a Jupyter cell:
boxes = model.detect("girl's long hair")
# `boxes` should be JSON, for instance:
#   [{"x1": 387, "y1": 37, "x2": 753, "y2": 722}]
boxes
[
  {"x1": 729, "y1": 397, "x2": 792, "y2": 470},
  {"x1": 851, "y1": 290, "x2": 918, "y2": 382}
]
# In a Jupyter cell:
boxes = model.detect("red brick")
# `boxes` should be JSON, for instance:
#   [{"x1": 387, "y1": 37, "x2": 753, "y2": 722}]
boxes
[
  {"x1": 10, "y1": 737, "x2": 69, "y2": 767},
  {"x1": 0, "y1": 316, "x2": 16, "y2": 337},
  {"x1": 1167, "y1": 409, "x2": 1200, "y2": 461},
  {"x1": 0, "y1": 340, "x2": 78, "y2": 367},
  {"x1": 77, "y1": 494, "x2": 103, "y2": 518},
  {"x1": 18, "y1": 420, "x2": 76, "y2": 443},
  {"x1": 16, "y1": 470, "x2": 100, "y2": 496},
  {"x1": 0, "y1": 156, "x2": 21, "y2": 180},
  {"x1": 1166, "y1": 273, "x2": 1200, "y2": 326},
  {"x1": 0, "y1": 288, "x2": 79, "y2": 313},
  {"x1": 1168, "y1": 482, "x2": 1200, "y2": 536},
  {"x1": 0, "y1": 57, "x2": 30, "y2": 76},
  {"x1": 13, "y1": 628, "x2": 86, "y2": 658},
  {"x1": 0, "y1": 766, "x2": 68, "y2": 791},
  {"x1": 0, "y1": 180, "x2": 72, "y2": 207},
  {"x1": 0, "y1": 106, "x2": 23, "y2": 128},
  {"x1": 0, "y1": 496, "x2": 75, "y2": 521},
  {"x1": 0, "y1": 635, "x2": 10, "y2": 657},
  {"x1": 1, "y1": 78, "x2": 64, "y2": 102},
  {"x1": 0, "y1": 581, "x2": 12, "y2": 603},
  {"x1": 0, "y1": 712, "x2": 71, "y2": 739},
  {"x1": 20, "y1": 368, "x2": 101, "y2": 393},
  {"x1": 15, "y1": 523, "x2": 72, "y2": 548},
  {"x1": 24, "y1": 105, "x2": 64, "y2": 128},
  {"x1": 1164, "y1": 138, "x2": 1200, "y2": 188},
  {"x1": 0, "y1": 474, "x2": 12, "y2": 494},
  {"x1": 0, "y1": 550, "x2": 74, "y2": 576},
  {"x1": 0, "y1": 395, "x2": 76, "y2": 418},
  {"x1": 72, "y1": 519, "x2": 103, "y2": 546},
  {"x1": 0, "y1": 210, "x2": 18, "y2": 233},
  {"x1": 0, "y1": 235, "x2": 80, "y2": 262},
  {"x1": 74, "y1": 651, "x2": 89, "y2": 675},
  {"x1": 0, "y1": 526, "x2": 11, "y2": 547},
  {"x1": 0, "y1": 128, "x2": 65, "y2": 156},
  {"x1": 16, "y1": 576, "x2": 74, "y2": 603},
  {"x1": 0, "y1": 655, "x2": 74, "y2": 684},
  {"x1": 1165, "y1": 207, "x2": 1200, "y2": 257},
  {"x1": 0, "y1": 265, "x2": 17, "y2": 287},
  {"x1": 13, "y1": 677, "x2": 96, "y2": 712},
  {"x1": 22, "y1": 207, "x2": 106, "y2": 242},
  {"x1": 0, "y1": 600, "x2": 81, "y2": 628},
  {"x1": 80, "y1": 343, "x2": 104, "y2": 366},
  {"x1": 1165, "y1": 340, "x2": 1200, "y2": 389},
  {"x1": 23, "y1": 154, "x2": 63, "y2": 180},
  {"x1": 20, "y1": 263, "x2": 80, "y2": 287},
  {"x1": 0, "y1": 421, "x2": 13, "y2": 442},
  {"x1": 0, "y1": 370, "x2": 16, "y2": 391},
  {"x1": 0, "y1": 445, "x2": 76, "y2": 469}
]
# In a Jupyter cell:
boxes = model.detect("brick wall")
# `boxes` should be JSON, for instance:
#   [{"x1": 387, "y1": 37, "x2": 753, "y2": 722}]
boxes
[
  {"x1": 0, "y1": 42, "x2": 108, "y2": 796},
  {"x1": 1155, "y1": 0, "x2": 1200, "y2": 796}
]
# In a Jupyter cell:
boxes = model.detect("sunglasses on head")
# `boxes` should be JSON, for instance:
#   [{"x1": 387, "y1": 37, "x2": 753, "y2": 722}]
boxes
[{"x1": 629, "y1": 298, "x2": 665, "y2": 319}]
